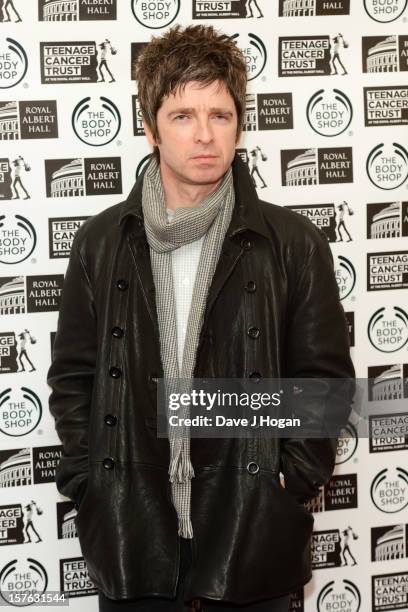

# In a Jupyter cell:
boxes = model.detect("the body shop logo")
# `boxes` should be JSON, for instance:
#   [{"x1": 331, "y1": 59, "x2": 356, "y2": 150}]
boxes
[
  {"x1": 372, "y1": 571, "x2": 408, "y2": 611},
  {"x1": 306, "y1": 88, "x2": 353, "y2": 136},
  {"x1": 0, "y1": 101, "x2": 58, "y2": 140},
  {"x1": 72, "y1": 96, "x2": 120, "y2": 146},
  {"x1": 40, "y1": 41, "x2": 117, "y2": 84},
  {"x1": 366, "y1": 142, "x2": 408, "y2": 190},
  {"x1": 49, "y1": 217, "x2": 89, "y2": 259},
  {"x1": 364, "y1": 86, "x2": 408, "y2": 127},
  {"x1": 243, "y1": 93, "x2": 293, "y2": 131},
  {"x1": 131, "y1": 0, "x2": 180, "y2": 28},
  {"x1": 281, "y1": 147, "x2": 353, "y2": 186},
  {"x1": 135, "y1": 154, "x2": 152, "y2": 179},
  {"x1": 0, "y1": 386, "x2": 42, "y2": 437},
  {"x1": 0, "y1": 557, "x2": 48, "y2": 605},
  {"x1": 0, "y1": 214, "x2": 36, "y2": 264},
  {"x1": 193, "y1": 0, "x2": 264, "y2": 18},
  {"x1": 362, "y1": 35, "x2": 408, "y2": 72},
  {"x1": 370, "y1": 467, "x2": 408, "y2": 513},
  {"x1": 38, "y1": 0, "x2": 117, "y2": 20},
  {"x1": 336, "y1": 423, "x2": 358, "y2": 464},
  {"x1": 368, "y1": 306, "x2": 408, "y2": 352},
  {"x1": 367, "y1": 201, "x2": 408, "y2": 239},
  {"x1": 45, "y1": 157, "x2": 122, "y2": 197},
  {"x1": 367, "y1": 251, "x2": 408, "y2": 291},
  {"x1": 230, "y1": 33, "x2": 267, "y2": 81},
  {"x1": 279, "y1": 0, "x2": 350, "y2": 16},
  {"x1": 0, "y1": 38, "x2": 28, "y2": 89},
  {"x1": 279, "y1": 34, "x2": 349, "y2": 77},
  {"x1": 364, "y1": 0, "x2": 407, "y2": 22},
  {"x1": 317, "y1": 580, "x2": 361, "y2": 612},
  {"x1": 334, "y1": 255, "x2": 356, "y2": 300}
]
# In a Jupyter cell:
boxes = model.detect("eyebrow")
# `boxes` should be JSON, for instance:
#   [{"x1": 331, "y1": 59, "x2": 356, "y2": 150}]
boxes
[{"x1": 167, "y1": 107, "x2": 234, "y2": 117}]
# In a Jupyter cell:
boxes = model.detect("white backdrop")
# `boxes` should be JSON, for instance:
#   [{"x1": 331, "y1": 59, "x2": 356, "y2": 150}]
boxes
[{"x1": 0, "y1": 1, "x2": 408, "y2": 611}]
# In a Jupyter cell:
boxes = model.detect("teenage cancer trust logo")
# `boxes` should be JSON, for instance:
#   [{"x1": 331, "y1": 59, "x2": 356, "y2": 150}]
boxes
[
  {"x1": 0, "y1": 38, "x2": 28, "y2": 89},
  {"x1": 71, "y1": 96, "x2": 121, "y2": 146}
]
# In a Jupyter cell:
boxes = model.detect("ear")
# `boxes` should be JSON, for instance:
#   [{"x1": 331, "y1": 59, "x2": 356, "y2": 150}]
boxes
[{"x1": 142, "y1": 119, "x2": 157, "y2": 147}]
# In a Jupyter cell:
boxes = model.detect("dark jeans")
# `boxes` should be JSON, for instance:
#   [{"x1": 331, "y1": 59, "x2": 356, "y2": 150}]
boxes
[{"x1": 98, "y1": 537, "x2": 290, "y2": 612}]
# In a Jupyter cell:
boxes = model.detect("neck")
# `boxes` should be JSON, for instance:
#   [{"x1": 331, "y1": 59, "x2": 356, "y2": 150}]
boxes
[{"x1": 159, "y1": 158, "x2": 225, "y2": 212}]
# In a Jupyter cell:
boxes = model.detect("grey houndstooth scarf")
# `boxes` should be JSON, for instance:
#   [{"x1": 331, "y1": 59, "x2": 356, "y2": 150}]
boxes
[{"x1": 141, "y1": 154, "x2": 235, "y2": 538}]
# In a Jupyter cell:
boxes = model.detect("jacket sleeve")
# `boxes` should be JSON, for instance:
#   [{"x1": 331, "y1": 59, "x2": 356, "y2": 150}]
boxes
[
  {"x1": 280, "y1": 228, "x2": 356, "y2": 503},
  {"x1": 47, "y1": 231, "x2": 96, "y2": 507}
]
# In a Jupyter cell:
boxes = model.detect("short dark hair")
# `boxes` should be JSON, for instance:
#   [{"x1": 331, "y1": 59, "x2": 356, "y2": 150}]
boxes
[{"x1": 134, "y1": 24, "x2": 247, "y2": 160}]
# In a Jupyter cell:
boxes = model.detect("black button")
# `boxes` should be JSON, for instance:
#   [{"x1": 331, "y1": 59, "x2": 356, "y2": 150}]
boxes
[
  {"x1": 247, "y1": 462, "x2": 259, "y2": 474},
  {"x1": 111, "y1": 326, "x2": 124, "y2": 338},
  {"x1": 249, "y1": 371, "x2": 262, "y2": 382},
  {"x1": 104, "y1": 414, "x2": 117, "y2": 426},
  {"x1": 116, "y1": 279, "x2": 128, "y2": 291},
  {"x1": 241, "y1": 238, "x2": 252, "y2": 250},
  {"x1": 148, "y1": 286, "x2": 156, "y2": 294},
  {"x1": 102, "y1": 457, "x2": 115, "y2": 470},
  {"x1": 149, "y1": 374, "x2": 158, "y2": 384},
  {"x1": 137, "y1": 218, "x2": 143, "y2": 228},
  {"x1": 74, "y1": 503, "x2": 79, "y2": 510},
  {"x1": 109, "y1": 366, "x2": 121, "y2": 378},
  {"x1": 245, "y1": 281, "x2": 256, "y2": 293},
  {"x1": 247, "y1": 326, "x2": 260, "y2": 339}
]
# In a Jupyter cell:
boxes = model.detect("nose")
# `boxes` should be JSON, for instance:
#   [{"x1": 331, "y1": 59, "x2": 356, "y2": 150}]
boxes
[{"x1": 193, "y1": 117, "x2": 214, "y2": 144}]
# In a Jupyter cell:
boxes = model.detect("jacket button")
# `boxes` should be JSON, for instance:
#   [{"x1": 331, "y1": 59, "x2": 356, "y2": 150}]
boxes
[
  {"x1": 249, "y1": 371, "x2": 262, "y2": 382},
  {"x1": 137, "y1": 218, "x2": 143, "y2": 228},
  {"x1": 247, "y1": 462, "x2": 259, "y2": 474},
  {"x1": 111, "y1": 326, "x2": 124, "y2": 338},
  {"x1": 245, "y1": 281, "x2": 256, "y2": 293},
  {"x1": 241, "y1": 238, "x2": 252, "y2": 250},
  {"x1": 102, "y1": 457, "x2": 115, "y2": 470},
  {"x1": 116, "y1": 279, "x2": 128, "y2": 291},
  {"x1": 149, "y1": 374, "x2": 159, "y2": 384},
  {"x1": 109, "y1": 366, "x2": 121, "y2": 378},
  {"x1": 104, "y1": 414, "x2": 117, "y2": 426},
  {"x1": 247, "y1": 326, "x2": 260, "y2": 339}
]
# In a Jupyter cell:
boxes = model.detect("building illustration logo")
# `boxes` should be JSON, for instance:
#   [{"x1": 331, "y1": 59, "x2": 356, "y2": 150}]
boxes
[
  {"x1": 367, "y1": 201, "x2": 408, "y2": 239},
  {"x1": 0, "y1": 37, "x2": 27, "y2": 89},
  {"x1": 362, "y1": 35, "x2": 408, "y2": 73},
  {"x1": 71, "y1": 96, "x2": 121, "y2": 146},
  {"x1": 279, "y1": 0, "x2": 350, "y2": 16},
  {"x1": 38, "y1": 0, "x2": 117, "y2": 21},
  {"x1": 306, "y1": 88, "x2": 353, "y2": 137}
]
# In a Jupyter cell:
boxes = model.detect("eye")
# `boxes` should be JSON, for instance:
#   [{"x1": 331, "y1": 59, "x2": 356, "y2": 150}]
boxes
[{"x1": 174, "y1": 114, "x2": 188, "y2": 120}]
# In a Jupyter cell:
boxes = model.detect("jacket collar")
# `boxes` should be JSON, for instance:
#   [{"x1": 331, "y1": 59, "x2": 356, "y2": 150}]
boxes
[{"x1": 118, "y1": 151, "x2": 270, "y2": 240}]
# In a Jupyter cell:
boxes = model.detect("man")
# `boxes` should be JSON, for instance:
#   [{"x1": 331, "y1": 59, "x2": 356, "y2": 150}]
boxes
[{"x1": 47, "y1": 24, "x2": 355, "y2": 612}]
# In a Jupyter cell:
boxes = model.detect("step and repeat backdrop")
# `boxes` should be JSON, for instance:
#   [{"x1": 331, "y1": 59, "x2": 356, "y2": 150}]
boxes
[{"x1": 0, "y1": 1, "x2": 408, "y2": 611}]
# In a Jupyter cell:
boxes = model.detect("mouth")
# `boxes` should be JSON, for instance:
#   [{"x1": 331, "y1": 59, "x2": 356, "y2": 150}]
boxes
[{"x1": 192, "y1": 155, "x2": 218, "y2": 160}]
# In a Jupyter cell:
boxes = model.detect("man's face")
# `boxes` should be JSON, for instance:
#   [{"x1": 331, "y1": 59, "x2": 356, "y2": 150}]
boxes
[{"x1": 143, "y1": 79, "x2": 241, "y2": 187}]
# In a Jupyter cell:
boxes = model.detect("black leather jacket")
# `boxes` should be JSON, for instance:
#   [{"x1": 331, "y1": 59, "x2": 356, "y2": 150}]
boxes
[{"x1": 47, "y1": 153, "x2": 355, "y2": 604}]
